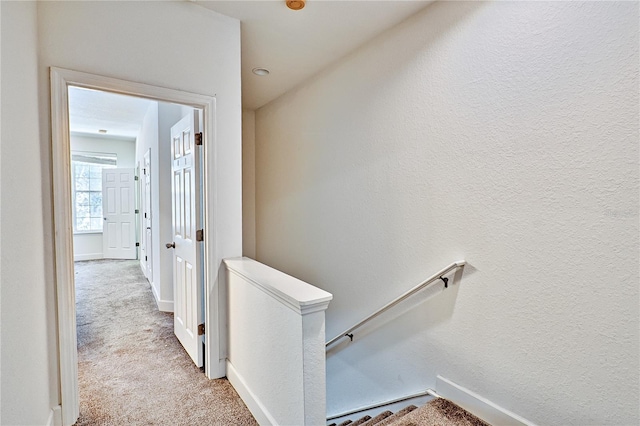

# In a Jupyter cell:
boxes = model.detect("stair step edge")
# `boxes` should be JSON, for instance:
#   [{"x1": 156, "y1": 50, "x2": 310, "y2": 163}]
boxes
[{"x1": 372, "y1": 405, "x2": 418, "y2": 426}]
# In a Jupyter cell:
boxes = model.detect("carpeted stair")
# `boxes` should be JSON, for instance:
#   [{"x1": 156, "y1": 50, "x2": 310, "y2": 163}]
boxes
[{"x1": 329, "y1": 398, "x2": 489, "y2": 426}]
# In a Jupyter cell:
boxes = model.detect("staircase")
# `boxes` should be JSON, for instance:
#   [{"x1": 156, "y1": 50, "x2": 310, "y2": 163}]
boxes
[
  {"x1": 328, "y1": 398, "x2": 489, "y2": 426},
  {"x1": 325, "y1": 263, "x2": 473, "y2": 425}
]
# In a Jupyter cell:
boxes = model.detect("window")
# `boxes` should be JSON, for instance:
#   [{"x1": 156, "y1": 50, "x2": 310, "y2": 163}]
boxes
[{"x1": 71, "y1": 152, "x2": 117, "y2": 232}]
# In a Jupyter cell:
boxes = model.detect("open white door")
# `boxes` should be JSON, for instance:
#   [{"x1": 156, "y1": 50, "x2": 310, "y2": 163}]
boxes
[
  {"x1": 102, "y1": 168, "x2": 136, "y2": 259},
  {"x1": 168, "y1": 111, "x2": 203, "y2": 367},
  {"x1": 141, "y1": 150, "x2": 153, "y2": 281}
]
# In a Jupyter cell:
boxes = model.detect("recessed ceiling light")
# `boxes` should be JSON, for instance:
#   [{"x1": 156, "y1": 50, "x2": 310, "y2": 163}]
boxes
[
  {"x1": 286, "y1": 0, "x2": 305, "y2": 10},
  {"x1": 252, "y1": 68, "x2": 270, "y2": 76},
  {"x1": 98, "y1": 129, "x2": 108, "y2": 134}
]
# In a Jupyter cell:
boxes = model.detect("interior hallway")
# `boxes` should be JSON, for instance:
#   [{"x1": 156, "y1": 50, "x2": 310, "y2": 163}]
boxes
[{"x1": 74, "y1": 259, "x2": 256, "y2": 425}]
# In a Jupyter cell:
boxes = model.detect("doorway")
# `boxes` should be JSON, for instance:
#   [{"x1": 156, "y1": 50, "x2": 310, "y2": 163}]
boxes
[
  {"x1": 69, "y1": 85, "x2": 207, "y2": 416},
  {"x1": 51, "y1": 67, "x2": 228, "y2": 426}
]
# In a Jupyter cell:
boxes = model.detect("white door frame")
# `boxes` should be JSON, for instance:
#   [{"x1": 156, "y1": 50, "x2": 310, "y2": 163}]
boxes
[{"x1": 50, "y1": 67, "x2": 223, "y2": 426}]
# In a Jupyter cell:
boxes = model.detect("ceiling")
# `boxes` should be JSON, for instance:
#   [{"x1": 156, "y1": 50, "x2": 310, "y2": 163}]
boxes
[
  {"x1": 67, "y1": 1, "x2": 432, "y2": 137},
  {"x1": 194, "y1": 0, "x2": 433, "y2": 110},
  {"x1": 68, "y1": 86, "x2": 153, "y2": 139}
]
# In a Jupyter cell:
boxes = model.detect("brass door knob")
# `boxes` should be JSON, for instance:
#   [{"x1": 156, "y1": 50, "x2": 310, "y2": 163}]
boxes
[{"x1": 165, "y1": 242, "x2": 175, "y2": 249}]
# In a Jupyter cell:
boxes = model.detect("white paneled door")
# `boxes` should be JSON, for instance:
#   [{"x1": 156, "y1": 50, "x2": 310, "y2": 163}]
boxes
[
  {"x1": 168, "y1": 111, "x2": 203, "y2": 367},
  {"x1": 102, "y1": 168, "x2": 137, "y2": 259}
]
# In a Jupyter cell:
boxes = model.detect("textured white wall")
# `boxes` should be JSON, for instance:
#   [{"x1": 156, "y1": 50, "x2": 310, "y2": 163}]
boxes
[
  {"x1": 243, "y1": 109, "x2": 256, "y2": 259},
  {"x1": 71, "y1": 134, "x2": 136, "y2": 261},
  {"x1": 0, "y1": 2, "x2": 55, "y2": 424},
  {"x1": 255, "y1": 2, "x2": 639, "y2": 424}
]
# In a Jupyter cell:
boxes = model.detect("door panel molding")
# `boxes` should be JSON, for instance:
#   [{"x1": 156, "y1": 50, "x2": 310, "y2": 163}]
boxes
[{"x1": 50, "y1": 67, "x2": 224, "y2": 426}]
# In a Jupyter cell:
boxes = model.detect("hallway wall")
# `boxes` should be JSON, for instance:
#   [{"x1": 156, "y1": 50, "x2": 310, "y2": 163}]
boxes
[
  {"x1": 136, "y1": 102, "x2": 162, "y2": 301},
  {"x1": 254, "y1": 2, "x2": 639, "y2": 424},
  {"x1": 243, "y1": 109, "x2": 257, "y2": 259},
  {"x1": 1, "y1": 2, "x2": 56, "y2": 425}
]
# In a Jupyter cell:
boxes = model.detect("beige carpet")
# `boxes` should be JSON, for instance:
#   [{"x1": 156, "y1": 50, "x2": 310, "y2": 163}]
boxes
[
  {"x1": 332, "y1": 398, "x2": 490, "y2": 426},
  {"x1": 74, "y1": 259, "x2": 257, "y2": 426},
  {"x1": 384, "y1": 398, "x2": 489, "y2": 426}
]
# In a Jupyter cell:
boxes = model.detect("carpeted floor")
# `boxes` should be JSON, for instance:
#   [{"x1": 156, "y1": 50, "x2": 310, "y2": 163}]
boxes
[{"x1": 74, "y1": 259, "x2": 257, "y2": 426}]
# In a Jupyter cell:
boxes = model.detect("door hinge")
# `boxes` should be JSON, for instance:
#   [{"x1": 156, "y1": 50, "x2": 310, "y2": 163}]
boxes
[
  {"x1": 195, "y1": 132, "x2": 203, "y2": 146},
  {"x1": 145, "y1": 256, "x2": 148, "y2": 261},
  {"x1": 134, "y1": 175, "x2": 139, "y2": 181},
  {"x1": 196, "y1": 229, "x2": 204, "y2": 242},
  {"x1": 144, "y1": 213, "x2": 147, "y2": 218},
  {"x1": 135, "y1": 209, "x2": 140, "y2": 214},
  {"x1": 143, "y1": 168, "x2": 146, "y2": 174},
  {"x1": 136, "y1": 242, "x2": 140, "y2": 247},
  {"x1": 198, "y1": 323, "x2": 205, "y2": 336}
]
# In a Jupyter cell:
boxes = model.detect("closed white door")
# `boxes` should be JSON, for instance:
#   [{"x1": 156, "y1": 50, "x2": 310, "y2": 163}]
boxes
[
  {"x1": 102, "y1": 168, "x2": 136, "y2": 259},
  {"x1": 168, "y1": 111, "x2": 203, "y2": 367}
]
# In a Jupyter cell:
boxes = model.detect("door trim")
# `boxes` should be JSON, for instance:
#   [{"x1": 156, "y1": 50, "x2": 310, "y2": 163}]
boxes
[{"x1": 50, "y1": 67, "x2": 223, "y2": 426}]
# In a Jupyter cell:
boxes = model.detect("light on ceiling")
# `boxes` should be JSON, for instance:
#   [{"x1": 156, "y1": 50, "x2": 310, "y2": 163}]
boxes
[
  {"x1": 252, "y1": 67, "x2": 270, "y2": 76},
  {"x1": 286, "y1": 0, "x2": 305, "y2": 10}
]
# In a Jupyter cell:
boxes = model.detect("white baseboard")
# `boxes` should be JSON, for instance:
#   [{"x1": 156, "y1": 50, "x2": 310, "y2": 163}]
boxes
[
  {"x1": 436, "y1": 376, "x2": 535, "y2": 426},
  {"x1": 156, "y1": 299, "x2": 173, "y2": 312},
  {"x1": 47, "y1": 406, "x2": 62, "y2": 426},
  {"x1": 151, "y1": 283, "x2": 174, "y2": 312},
  {"x1": 227, "y1": 361, "x2": 277, "y2": 426},
  {"x1": 74, "y1": 253, "x2": 103, "y2": 261}
]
